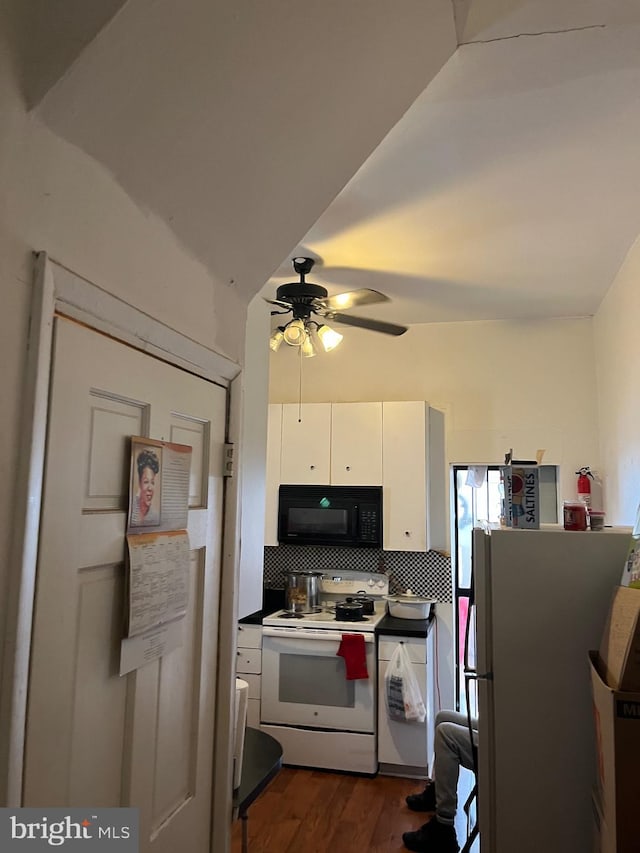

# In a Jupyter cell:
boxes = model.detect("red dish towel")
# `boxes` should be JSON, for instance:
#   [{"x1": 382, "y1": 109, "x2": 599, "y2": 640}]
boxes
[{"x1": 336, "y1": 633, "x2": 369, "y2": 680}]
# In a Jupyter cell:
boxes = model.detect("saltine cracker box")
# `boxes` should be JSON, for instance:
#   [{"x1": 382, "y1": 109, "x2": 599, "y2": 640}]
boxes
[{"x1": 500, "y1": 465, "x2": 540, "y2": 529}]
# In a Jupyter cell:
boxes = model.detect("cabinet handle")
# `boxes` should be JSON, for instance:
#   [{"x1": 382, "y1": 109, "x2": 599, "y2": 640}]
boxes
[
  {"x1": 405, "y1": 531, "x2": 411, "y2": 537},
  {"x1": 346, "y1": 466, "x2": 351, "y2": 471},
  {"x1": 310, "y1": 465, "x2": 315, "y2": 470}
]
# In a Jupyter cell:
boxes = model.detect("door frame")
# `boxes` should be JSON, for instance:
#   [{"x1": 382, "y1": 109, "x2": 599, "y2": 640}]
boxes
[{"x1": 1, "y1": 253, "x2": 243, "y2": 846}]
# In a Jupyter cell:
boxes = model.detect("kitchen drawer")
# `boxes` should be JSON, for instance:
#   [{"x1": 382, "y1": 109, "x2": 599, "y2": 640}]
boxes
[
  {"x1": 236, "y1": 647, "x2": 261, "y2": 674},
  {"x1": 237, "y1": 624, "x2": 262, "y2": 649},
  {"x1": 241, "y1": 672, "x2": 261, "y2": 700},
  {"x1": 378, "y1": 637, "x2": 426, "y2": 665},
  {"x1": 247, "y1": 698, "x2": 261, "y2": 729}
]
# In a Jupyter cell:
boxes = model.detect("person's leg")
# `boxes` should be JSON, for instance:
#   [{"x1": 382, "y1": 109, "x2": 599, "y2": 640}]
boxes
[
  {"x1": 403, "y1": 718, "x2": 474, "y2": 852},
  {"x1": 432, "y1": 720, "x2": 475, "y2": 824},
  {"x1": 406, "y1": 710, "x2": 478, "y2": 813}
]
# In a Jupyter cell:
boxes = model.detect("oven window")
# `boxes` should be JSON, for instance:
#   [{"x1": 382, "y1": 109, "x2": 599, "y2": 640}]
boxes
[
  {"x1": 279, "y1": 653, "x2": 355, "y2": 708},
  {"x1": 288, "y1": 507, "x2": 349, "y2": 535}
]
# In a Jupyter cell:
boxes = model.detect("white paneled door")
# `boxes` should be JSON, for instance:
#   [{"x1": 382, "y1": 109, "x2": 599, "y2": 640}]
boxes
[{"x1": 24, "y1": 317, "x2": 227, "y2": 853}]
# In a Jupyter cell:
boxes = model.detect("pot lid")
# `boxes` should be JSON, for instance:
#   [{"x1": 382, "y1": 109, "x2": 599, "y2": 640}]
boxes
[
  {"x1": 285, "y1": 571, "x2": 324, "y2": 578},
  {"x1": 384, "y1": 593, "x2": 436, "y2": 604}
]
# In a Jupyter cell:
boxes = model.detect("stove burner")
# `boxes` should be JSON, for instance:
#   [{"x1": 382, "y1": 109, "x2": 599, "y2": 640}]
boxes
[
  {"x1": 335, "y1": 615, "x2": 369, "y2": 622},
  {"x1": 277, "y1": 612, "x2": 304, "y2": 620}
]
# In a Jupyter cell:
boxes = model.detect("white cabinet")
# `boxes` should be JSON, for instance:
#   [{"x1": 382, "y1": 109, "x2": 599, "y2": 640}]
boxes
[
  {"x1": 236, "y1": 624, "x2": 262, "y2": 728},
  {"x1": 280, "y1": 403, "x2": 331, "y2": 484},
  {"x1": 382, "y1": 402, "x2": 447, "y2": 551},
  {"x1": 330, "y1": 402, "x2": 382, "y2": 485},
  {"x1": 378, "y1": 633, "x2": 435, "y2": 777}
]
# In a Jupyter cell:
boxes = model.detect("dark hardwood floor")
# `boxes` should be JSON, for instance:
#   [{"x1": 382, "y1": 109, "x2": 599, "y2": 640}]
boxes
[{"x1": 231, "y1": 767, "x2": 478, "y2": 853}]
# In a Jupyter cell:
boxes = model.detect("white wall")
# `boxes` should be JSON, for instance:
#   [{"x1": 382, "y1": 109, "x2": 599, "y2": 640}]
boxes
[
  {"x1": 594, "y1": 233, "x2": 640, "y2": 526},
  {"x1": 237, "y1": 298, "x2": 271, "y2": 618}
]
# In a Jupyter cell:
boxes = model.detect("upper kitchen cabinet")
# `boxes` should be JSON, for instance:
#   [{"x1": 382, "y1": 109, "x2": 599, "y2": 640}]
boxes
[
  {"x1": 382, "y1": 402, "x2": 447, "y2": 552},
  {"x1": 265, "y1": 400, "x2": 447, "y2": 552},
  {"x1": 330, "y1": 402, "x2": 383, "y2": 485},
  {"x1": 280, "y1": 403, "x2": 331, "y2": 484}
]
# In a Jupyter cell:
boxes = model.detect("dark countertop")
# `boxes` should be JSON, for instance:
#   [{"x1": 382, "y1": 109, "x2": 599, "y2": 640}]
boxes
[
  {"x1": 238, "y1": 610, "x2": 265, "y2": 625},
  {"x1": 239, "y1": 607, "x2": 437, "y2": 636},
  {"x1": 376, "y1": 612, "x2": 434, "y2": 638}
]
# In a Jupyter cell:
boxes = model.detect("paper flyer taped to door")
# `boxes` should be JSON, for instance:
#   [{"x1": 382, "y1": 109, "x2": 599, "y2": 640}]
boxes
[
  {"x1": 125, "y1": 531, "x2": 190, "y2": 638},
  {"x1": 122, "y1": 436, "x2": 193, "y2": 673},
  {"x1": 127, "y1": 436, "x2": 192, "y2": 534}
]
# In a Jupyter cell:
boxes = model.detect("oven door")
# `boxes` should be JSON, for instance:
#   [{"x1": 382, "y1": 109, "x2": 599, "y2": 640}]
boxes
[{"x1": 261, "y1": 628, "x2": 376, "y2": 733}]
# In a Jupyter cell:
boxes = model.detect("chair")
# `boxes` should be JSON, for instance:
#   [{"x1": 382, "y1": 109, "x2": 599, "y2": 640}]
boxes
[{"x1": 460, "y1": 675, "x2": 479, "y2": 853}]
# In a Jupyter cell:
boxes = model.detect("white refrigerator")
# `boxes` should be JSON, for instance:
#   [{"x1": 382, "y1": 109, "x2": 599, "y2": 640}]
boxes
[{"x1": 471, "y1": 525, "x2": 630, "y2": 853}]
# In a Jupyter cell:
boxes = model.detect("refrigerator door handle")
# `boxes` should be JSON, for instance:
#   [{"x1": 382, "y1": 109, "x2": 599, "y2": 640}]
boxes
[{"x1": 465, "y1": 669, "x2": 493, "y2": 681}]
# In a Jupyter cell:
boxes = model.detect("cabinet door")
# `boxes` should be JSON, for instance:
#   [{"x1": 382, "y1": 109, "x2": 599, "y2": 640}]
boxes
[
  {"x1": 377, "y1": 638, "x2": 429, "y2": 772},
  {"x1": 382, "y1": 401, "x2": 427, "y2": 550},
  {"x1": 264, "y1": 404, "x2": 282, "y2": 545},
  {"x1": 280, "y1": 403, "x2": 331, "y2": 484},
  {"x1": 331, "y1": 402, "x2": 382, "y2": 484}
]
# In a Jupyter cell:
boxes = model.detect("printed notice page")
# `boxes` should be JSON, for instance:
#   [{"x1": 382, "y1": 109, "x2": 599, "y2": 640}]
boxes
[{"x1": 125, "y1": 531, "x2": 189, "y2": 638}]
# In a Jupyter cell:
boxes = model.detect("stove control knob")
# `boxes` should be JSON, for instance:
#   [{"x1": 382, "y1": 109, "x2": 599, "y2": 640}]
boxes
[
  {"x1": 368, "y1": 579, "x2": 375, "y2": 587},
  {"x1": 375, "y1": 579, "x2": 385, "y2": 588}
]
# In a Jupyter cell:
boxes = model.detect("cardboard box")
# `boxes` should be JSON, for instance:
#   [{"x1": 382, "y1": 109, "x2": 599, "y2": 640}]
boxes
[
  {"x1": 598, "y1": 586, "x2": 640, "y2": 692},
  {"x1": 500, "y1": 465, "x2": 539, "y2": 528},
  {"x1": 589, "y1": 651, "x2": 640, "y2": 853}
]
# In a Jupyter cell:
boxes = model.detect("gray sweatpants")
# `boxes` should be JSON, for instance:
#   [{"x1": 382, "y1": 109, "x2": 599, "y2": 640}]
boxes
[{"x1": 432, "y1": 709, "x2": 478, "y2": 825}]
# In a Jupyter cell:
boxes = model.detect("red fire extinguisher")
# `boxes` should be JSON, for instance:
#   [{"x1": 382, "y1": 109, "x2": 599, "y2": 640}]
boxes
[{"x1": 576, "y1": 466, "x2": 594, "y2": 507}]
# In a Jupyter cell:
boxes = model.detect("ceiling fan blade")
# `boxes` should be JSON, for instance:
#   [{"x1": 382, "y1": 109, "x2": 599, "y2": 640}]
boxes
[
  {"x1": 328, "y1": 312, "x2": 408, "y2": 336},
  {"x1": 318, "y1": 289, "x2": 389, "y2": 311},
  {"x1": 263, "y1": 297, "x2": 292, "y2": 310}
]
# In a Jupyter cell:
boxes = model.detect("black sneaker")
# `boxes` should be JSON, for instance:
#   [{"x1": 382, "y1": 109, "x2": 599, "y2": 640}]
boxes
[
  {"x1": 402, "y1": 815, "x2": 459, "y2": 853},
  {"x1": 405, "y1": 779, "x2": 436, "y2": 812}
]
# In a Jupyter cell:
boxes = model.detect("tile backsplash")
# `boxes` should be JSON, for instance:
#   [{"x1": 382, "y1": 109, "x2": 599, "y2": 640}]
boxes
[{"x1": 263, "y1": 546, "x2": 452, "y2": 603}]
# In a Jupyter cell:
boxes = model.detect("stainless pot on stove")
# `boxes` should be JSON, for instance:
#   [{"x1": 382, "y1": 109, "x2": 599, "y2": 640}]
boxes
[{"x1": 285, "y1": 571, "x2": 323, "y2": 613}]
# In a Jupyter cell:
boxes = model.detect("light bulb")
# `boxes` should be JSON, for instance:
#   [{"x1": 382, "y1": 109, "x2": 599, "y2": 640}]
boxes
[
  {"x1": 283, "y1": 319, "x2": 306, "y2": 346},
  {"x1": 316, "y1": 323, "x2": 343, "y2": 352},
  {"x1": 301, "y1": 332, "x2": 316, "y2": 358},
  {"x1": 269, "y1": 328, "x2": 284, "y2": 352}
]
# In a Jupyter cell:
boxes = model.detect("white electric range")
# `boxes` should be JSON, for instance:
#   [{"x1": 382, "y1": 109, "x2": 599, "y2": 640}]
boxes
[{"x1": 261, "y1": 571, "x2": 389, "y2": 774}]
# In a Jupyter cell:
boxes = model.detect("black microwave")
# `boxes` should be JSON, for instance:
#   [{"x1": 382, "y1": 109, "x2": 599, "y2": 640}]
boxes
[{"x1": 277, "y1": 484, "x2": 382, "y2": 548}]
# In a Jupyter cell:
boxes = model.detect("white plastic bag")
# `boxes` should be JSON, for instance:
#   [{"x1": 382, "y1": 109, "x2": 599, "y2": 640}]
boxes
[{"x1": 384, "y1": 643, "x2": 426, "y2": 723}]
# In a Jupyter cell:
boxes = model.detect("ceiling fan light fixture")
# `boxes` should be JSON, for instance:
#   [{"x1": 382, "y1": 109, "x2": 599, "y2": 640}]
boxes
[
  {"x1": 316, "y1": 323, "x2": 343, "y2": 352},
  {"x1": 269, "y1": 327, "x2": 285, "y2": 352},
  {"x1": 301, "y1": 332, "x2": 317, "y2": 358},
  {"x1": 283, "y1": 318, "x2": 306, "y2": 346}
]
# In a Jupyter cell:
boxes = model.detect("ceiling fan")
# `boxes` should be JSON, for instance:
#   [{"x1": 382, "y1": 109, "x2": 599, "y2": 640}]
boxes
[{"x1": 265, "y1": 257, "x2": 408, "y2": 355}]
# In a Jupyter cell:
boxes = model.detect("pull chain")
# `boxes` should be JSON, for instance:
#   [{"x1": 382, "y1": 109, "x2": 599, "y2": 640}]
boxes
[{"x1": 298, "y1": 345, "x2": 303, "y2": 422}]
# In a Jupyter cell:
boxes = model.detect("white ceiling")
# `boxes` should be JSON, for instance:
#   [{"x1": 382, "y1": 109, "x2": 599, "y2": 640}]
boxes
[
  {"x1": 267, "y1": 0, "x2": 640, "y2": 328},
  {"x1": 22, "y1": 0, "x2": 640, "y2": 332},
  {"x1": 32, "y1": 0, "x2": 456, "y2": 305}
]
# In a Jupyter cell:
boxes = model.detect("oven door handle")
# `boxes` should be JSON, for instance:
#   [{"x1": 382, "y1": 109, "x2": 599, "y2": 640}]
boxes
[{"x1": 262, "y1": 627, "x2": 375, "y2": 643}]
